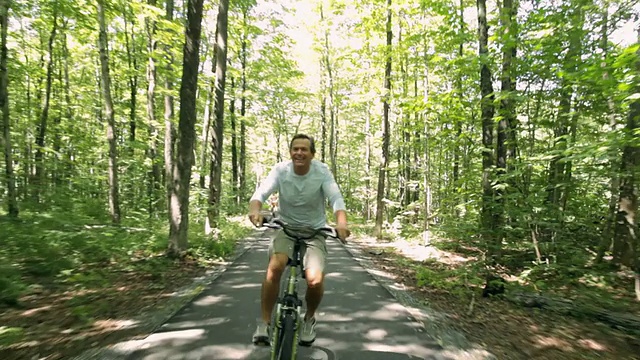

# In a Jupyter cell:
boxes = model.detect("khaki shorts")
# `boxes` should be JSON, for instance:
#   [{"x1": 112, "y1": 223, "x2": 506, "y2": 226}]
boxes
[{"x1": 268, "y1": 228, "x2": 328, "y2": 273}]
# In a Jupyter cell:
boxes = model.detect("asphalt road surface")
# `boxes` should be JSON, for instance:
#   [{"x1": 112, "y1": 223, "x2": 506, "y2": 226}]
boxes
[{"x1": 122, "y1": 230, "x2": 477, "y2": 360}]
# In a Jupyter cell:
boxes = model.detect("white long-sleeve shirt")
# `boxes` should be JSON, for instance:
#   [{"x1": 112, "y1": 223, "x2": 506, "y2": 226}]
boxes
[{"x1": 250, "y1": 159, "x2": 346, "y2": 229}]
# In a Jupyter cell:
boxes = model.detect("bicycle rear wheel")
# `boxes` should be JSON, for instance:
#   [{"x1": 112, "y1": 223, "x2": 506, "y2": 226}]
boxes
[{"x1": 277, "y1": 312, "x2": 298, "y2": 360}]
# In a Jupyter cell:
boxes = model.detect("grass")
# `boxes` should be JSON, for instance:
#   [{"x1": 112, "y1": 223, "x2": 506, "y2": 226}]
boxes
[
  {"x1": 0, "y1": 202, "x2": 255, "y2": 360},
  {"x1": 0, "y1": 206, "x2": 253, "y2": 309}
]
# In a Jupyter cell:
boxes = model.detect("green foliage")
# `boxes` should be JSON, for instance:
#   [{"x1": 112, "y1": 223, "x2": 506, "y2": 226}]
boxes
[
  {"x1": 415, "y1": 260, "x2": 483, "y2": 297},
  {"x1": 1, "y1": 0, "x2": 639, "y2": 327},
  {"x1": 0, "y1": 267, "x2": 24, "y2": 306},
  {"x1": 188, "y1": 216, "x2": 253, "y2": 262},
  {"x1": 0, "y1": 327, "x2": 25, "y2": 347},
  {"x1": 0, "y1": 203, "x2": 252, "y2": 307}
]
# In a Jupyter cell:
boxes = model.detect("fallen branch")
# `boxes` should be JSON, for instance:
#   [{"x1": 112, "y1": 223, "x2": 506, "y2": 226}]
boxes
[{"x1": 506, "y1": 292, "x2": 640, "y2": 333}]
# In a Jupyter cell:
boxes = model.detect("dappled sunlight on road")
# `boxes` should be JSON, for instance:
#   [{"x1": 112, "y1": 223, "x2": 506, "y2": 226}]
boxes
[
  {"x1": 111, "y1": 234, "x2": 491, "y2": 360},
  {"x1": 194, "y1": 294, "x2": 234, "y2": 306},
  {"x1": 159, "y1": 317, "x2": 231, "y2": 330},
  {"x1": 230, "y1": 283, "x2": 262, "y2": 289}
]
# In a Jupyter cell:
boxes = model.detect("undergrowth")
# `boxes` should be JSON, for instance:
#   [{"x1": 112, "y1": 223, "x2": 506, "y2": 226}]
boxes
[{"x1": 0, "y1": 206, "x2": 253, "y2": 308}]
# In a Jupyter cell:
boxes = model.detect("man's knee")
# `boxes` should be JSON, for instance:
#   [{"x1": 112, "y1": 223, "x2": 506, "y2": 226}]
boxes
[
  {"x1": 305, "y1": 268, "x2": 324, "y2": 288},
  {"x1": 266, "y1": 253, "x2": 288, "y2": 282}
]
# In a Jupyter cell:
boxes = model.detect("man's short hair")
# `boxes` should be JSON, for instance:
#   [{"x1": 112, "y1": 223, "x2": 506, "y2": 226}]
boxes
[{"x1": 289, "y1": 133, "x2": 316, "y2": 154}]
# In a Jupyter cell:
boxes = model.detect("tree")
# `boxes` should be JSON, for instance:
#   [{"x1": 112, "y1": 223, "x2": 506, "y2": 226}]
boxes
[
  {"x1": 478, "y1": 0, "x2": 497, "y2": 257},
  {"x1": 165, "y1": 0, "x2": 177, "y2": 241},
  {"x1": 495, "y1": 0, "x2": 518, "y2": 246},
  {"x1": 611, "y1": 33, "x2": 639, "y2": 300},
  {"x1": 206, "y1": 0, "x2": 229, "y2": 231},
  {"x1": 33, "y1": 3, "x2": 57, "y2": 204},
  {"x1": 145, "y1": 0, "x2": 161, "y2": 213},
  {"x1": 168, "y1": 0, "x2": 205, "y2": 256},
  {"x1": 374, "y1": 0, "x2": 392, "y2": 239},
  {"x1": 97, "y1": 0, "x2": 121, "y2": 224},
  {"x1": 0, "y1": 0, "x2": 17, "y2": 217}
]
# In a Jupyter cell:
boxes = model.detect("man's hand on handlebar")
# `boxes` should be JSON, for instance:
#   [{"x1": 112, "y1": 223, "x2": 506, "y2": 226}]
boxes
[
  {"x1": 335, "y1": 224, "x2": 350, "y2": 244},
  {"x1": 248, "y1": 210, "x2": 264, "y2": 227},
  {"x1": 248, "y1": 200, "x2": 265, "y2": 227}
]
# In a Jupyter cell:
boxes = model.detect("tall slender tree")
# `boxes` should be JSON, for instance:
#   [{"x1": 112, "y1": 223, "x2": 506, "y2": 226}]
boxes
[
  {"x1": 146, "y1": 0, "x2": 161, "y2": 213},
  {"x1": 611, "y1": 33, "x2": 639, "y2": 288},
  {"x1": 164, "y1": 0, "x2": 177, "y2": 240},
  {"x1": 33, "y1": 4, "x2": 57, "y2": 203},
  {"x1": 168, "y1": 0, "x2": 205, "y2": 255},
  {"x1": 97, "y1": 0, "x2": 121, "y2": 223},
  {"x1": 374, "y1": 0, "x2": 392, "y2": 238},
  {"x1": 207, "y1": 0, "x2": 229, "y2": 230},
  {"x1": 0, "y1": 0, "x2": 17, "y2": 217},
  {"x1": 478, "y1": 0, "x2": 497, "y2": 257}
]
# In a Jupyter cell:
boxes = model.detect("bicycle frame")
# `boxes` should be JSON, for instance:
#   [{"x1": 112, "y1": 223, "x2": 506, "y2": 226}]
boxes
[
  {"x1": 270, "y1": 239, "x2": 303, "y2": 360},
  {"x1": 261, "y1": 217, "x2": 336, "y2": 360}
]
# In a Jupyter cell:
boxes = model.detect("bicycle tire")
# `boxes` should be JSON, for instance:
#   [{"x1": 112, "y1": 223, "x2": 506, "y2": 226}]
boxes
[{"x1": 278, "y1": 312, "x2": 298, "y2": 360}]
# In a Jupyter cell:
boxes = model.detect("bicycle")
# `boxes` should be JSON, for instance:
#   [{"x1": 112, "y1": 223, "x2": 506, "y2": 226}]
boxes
[{"x1": 257, "y1": 217, "x2": 337, "y2": 360}]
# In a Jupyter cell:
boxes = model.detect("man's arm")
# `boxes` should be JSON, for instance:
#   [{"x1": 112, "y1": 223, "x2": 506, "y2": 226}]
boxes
[
  {"x1": 248, "y1": 165, "x2": 279, "y2": 225},
  {"x1": 335, "y1": 209, "x2": 347, "y2": 227},
  {"x1": 321, "y1": 167, "x2": 350, "y2": 241}
]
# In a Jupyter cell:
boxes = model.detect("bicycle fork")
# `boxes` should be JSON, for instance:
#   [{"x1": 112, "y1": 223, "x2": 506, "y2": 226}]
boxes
[{"x1": 270, "y1": 265, "x2": 303, "y2": 360}]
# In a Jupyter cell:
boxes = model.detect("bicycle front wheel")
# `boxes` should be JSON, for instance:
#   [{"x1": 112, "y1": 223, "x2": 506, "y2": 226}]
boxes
[{"x1": 278, "y1": 312, "x2": 298, "y2": 360}]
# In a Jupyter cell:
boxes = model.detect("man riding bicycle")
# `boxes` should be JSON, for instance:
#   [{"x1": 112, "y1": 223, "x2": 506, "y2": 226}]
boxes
[{"x1": 248, "y1": 133, "x2": 350, "y2": 346}]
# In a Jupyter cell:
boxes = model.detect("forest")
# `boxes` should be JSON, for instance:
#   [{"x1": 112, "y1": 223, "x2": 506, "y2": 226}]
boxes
[{"x1": 0, "y1": 0, "x2": 639, "y2": 358}]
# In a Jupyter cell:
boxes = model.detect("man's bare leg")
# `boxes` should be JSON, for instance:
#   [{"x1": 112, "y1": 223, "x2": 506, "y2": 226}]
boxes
[
  {"x1": 304, "y1": 269, "x2": 324, "y2": 320},
  {"x1": 261, "y1": 253, "x2": 288, "y2": 323}
]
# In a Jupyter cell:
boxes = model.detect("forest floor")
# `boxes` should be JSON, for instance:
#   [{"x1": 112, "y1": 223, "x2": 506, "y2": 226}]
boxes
[
  {"x1": 0, "y1": 254, "x2": 210, "y2": 360},
  {"x1": 0, "y1": 212, "x2": 252, "y2": 360},
  {"x1": 2, "y1": 217, "x2": 640, "y2": 360},
  {"x1": 349, "y1": 232, "x2": 640, "y2": 360}
]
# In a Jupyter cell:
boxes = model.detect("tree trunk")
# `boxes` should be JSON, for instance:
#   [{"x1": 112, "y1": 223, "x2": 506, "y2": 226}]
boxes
[
  {"x1": 199, "y1": 88, "x2": 212, "y2": 188},
  {"x1": 374, "y1": 0, "x2": 392, "y2": 239},
  {"x1": 596, "y1": 4, "x2": 622, "y2": 263},
  {"x1": 169, "y1": 0, "x2": 204, "y2": 254},
  {"x1": 412, "y1": 70, "x2": 421, "y2": 206},
  {"x1": 495, "y1": 0, "x2": 517, "y2": 247},
  {"x1": 422, "y1": 34, "x2": 431, "y2": 244},
  {"x1": 22, "y1": 56, "x2": 30, "y2": 198},
  {"x1": 239, "y1": 10, "x2": 248, "y2": 204},
  {"x1": 206, "y1": 0, "x2": 228, "y2": 231},
  {"x1": 51, "y1": 53, "x2": 60, "y2": 186},
  {"x1": 229, "y1": 77, "x2": 239, "y2": 205},
  {"x1": 0, "y1": 0, "x2": 18, "y2": 217},
  {"x1": 146, "y1": 0, "x2": 161, "y2": 214},
  {"x1": 423, "y1": 117, "x2": 432, "y2": 246},
  {"x1": 34, "y1": 8, "x2": 57, "y2": 203},
  {"x1": 398, "y1": 23, "x2": 410, "y2": 208},
  {"x1": 97, "y1": 0, "x2": 121, "y2": 224},
  {"x1": 123, "y1": 4, "x2": 138, "y2": 154},
  {"x1": 164, "y1": 0, "x2": 178, "y2": 252},
  {"x1": 320, "y1": 81, "x2": 327, "y2": 163},
  {"x1": 545, "y1": 8, "x2": 583, "y2": 211},
  {"x1": 478, "y1": 0, "x2": 497, "y2": 258},
  {"x1": 320, "y1": 4, "x2": 337, "y2": 175},
  {"x1": 611, "y1": 36, "x2": 639, "y2": 287},
  {"x1": 452, "y1": 0, "x2": 465, "y2": 213},
  {"x1": 60, "y1": 19, "x2": 74, "y2": 181},
  {"x1": 364, "y1": 102, "x2": 372, "y2": 220}
]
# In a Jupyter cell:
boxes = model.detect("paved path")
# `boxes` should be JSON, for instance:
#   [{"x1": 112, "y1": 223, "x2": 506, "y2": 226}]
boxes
[{"x1": 121, "y1": 230, "x2": 481, "y2": 360}]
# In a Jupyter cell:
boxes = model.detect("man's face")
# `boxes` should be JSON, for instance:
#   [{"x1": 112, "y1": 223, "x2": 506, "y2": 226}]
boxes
[{"x1": 290, "y1": 138, "x2": 314, "y2": 168}]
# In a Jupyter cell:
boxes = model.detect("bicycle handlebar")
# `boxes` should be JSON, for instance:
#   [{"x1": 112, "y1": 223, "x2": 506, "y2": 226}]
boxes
[{"x1": 259, "y1": 216, "x2": 338, "y2": 240}]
